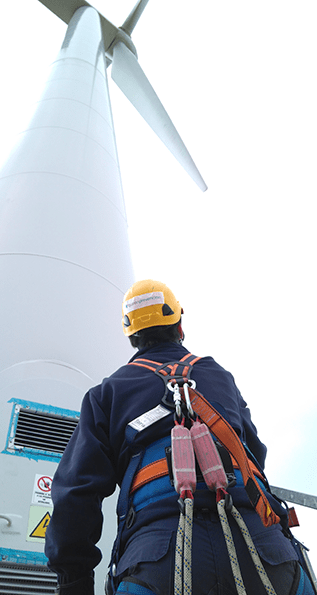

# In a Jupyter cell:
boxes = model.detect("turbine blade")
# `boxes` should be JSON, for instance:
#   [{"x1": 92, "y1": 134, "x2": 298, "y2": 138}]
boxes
[
  {"x1": 111, "y1": 42, "x2": 207, "y2": 192},
  {"x1": 121, "y1": 0, "x2": 151, "y2": 36}
]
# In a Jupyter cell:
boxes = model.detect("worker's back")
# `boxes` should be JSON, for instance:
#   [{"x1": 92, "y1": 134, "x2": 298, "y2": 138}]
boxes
[{"x1": 44, "y1": 280, "x2": 314, "y2": 595}]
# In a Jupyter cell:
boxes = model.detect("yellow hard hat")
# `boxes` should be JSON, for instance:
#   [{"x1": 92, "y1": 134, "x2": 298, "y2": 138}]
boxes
[{"x1": 122, "y1": 279, "x2": 183, "y2": 337}]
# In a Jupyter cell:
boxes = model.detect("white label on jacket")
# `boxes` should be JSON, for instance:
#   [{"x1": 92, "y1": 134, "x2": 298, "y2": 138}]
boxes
[
  {"x1": 128, "y1": 404, "x2": 171, "y2": 432},
  {"x1": 123, "y1": 291, "x2": 164, "y2": 314}
]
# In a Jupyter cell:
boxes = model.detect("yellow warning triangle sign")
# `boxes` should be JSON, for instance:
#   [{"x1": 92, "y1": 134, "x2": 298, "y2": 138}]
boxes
[{"x1": 29, "y1": 511, "x2": 51, "y2": 539}]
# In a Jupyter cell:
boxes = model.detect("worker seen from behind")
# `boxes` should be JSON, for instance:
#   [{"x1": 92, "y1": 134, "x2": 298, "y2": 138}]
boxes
[{"x1": 45, "y1": 280, "x2": 315, "y2": 595}]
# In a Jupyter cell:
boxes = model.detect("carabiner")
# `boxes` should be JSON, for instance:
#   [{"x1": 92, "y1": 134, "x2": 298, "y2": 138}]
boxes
[
  {"x1": 183, "y1": 380, "x2": 196, "y2": 418},
  {"x1": 167, "y1": 381, "x2": 182, "y2": 419}
]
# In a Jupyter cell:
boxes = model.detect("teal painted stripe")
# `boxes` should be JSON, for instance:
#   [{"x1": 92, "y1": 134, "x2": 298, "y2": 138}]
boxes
[
  {"x1": 8, "y1": 398, "x2": 80, "y2": 418},
  {"x1": 1, "y1": 447, "x2": 62, "y2": 462},
  {"x1": 0, "y1": 547, "x2": 48, "y2": 566}
]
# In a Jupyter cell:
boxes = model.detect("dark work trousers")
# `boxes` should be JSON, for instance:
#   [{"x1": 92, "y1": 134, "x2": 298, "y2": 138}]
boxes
[{"x1": 115, "y1": 510, "x2": 314, "y2": 595}]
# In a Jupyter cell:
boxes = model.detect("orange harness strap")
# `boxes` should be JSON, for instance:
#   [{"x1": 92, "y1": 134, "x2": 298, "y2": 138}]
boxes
[
  {"x1": 131, "y1": 459, "x2": 169, "y2": 493},
  {"x1": 130, "y1": 454, "x2": 266, "y2": 495},
  {"x1": 182, "y1": 387, "x2": 280, "y2": 527},
  {"x1": 129, "y1": 353, "x2": 202, "y2": 378}
]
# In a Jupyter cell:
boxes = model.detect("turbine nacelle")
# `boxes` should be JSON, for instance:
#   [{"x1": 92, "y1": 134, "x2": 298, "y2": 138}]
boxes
[{"x1": 39, "y1": 0, "x2": 207, "y2": 191}]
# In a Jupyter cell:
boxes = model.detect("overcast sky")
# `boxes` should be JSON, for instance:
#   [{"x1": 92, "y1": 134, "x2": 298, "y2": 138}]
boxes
[{"x1": 1, "y1": 0, "x2": 316, "y2": 575}]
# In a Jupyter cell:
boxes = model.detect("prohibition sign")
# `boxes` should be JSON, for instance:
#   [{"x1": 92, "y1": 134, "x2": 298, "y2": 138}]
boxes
[{"x1": 37, "y1": 476, "x2": 52, "y2": 492}]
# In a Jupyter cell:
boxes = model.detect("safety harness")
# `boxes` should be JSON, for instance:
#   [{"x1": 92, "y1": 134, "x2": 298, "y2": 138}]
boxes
[
  {"x1": 129, "y1": 353, "x2": 280, "y2": 528},
  {"x1": 109, "y1": 353, "x2": 282, "y2": 595}
]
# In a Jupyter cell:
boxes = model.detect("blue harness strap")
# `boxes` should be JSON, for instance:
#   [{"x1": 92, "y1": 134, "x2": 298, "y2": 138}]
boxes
[
  {"x1": 116, "y1": 579, "x2": 156, "y2": 594},
  {"x1": 109, "y1": 450, "x2": 144, "y2": 588},
  {"x1": 291, "y1": 539, "x2": 317, "y2": 595},
  {"x1": 296, "y1": 565, "x2": 316, "y2": 595},
  {"x1": 116, "y1": 451, "x2": 144, "y2": 522}
]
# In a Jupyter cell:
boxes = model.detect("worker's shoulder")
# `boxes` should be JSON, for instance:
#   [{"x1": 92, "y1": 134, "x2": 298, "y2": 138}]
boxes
[
  {"x1": 98, "y1": 343, "x2": 193, "y2": 383},
  {"x1": 87, "y1": 345, "x2": 232, "y2": 387},
  {"x1": 108, "y1": 346, "x2": 232, "y2": 384},
  {"x1": 194, "y1": 355, "x2": 233, "y2": 374},
  {"x1": 108, "y1": 343, "x2": 230, "y2": 375}
]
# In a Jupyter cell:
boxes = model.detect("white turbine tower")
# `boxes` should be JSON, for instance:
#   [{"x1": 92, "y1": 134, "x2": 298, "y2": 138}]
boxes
[{"x1": 0, "y1": 1, "x2": 206, "y2": 593}]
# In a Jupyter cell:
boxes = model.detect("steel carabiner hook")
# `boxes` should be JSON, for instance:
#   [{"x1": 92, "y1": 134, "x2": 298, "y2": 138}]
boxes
[
  {"x1": 167, "y1": 381, "x2": 182, "y2": 419},
  {"x1": 183, "y1": 380, "x2": 196, "y2": 418}
]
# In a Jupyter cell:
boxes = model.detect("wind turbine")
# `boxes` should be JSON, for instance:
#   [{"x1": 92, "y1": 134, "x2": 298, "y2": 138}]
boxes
[
  {"x1": 0, "y1": 1, "x2": 206, "y2": 593},
  {"x1": 40, "y1": 0, "x2": 207, "y2": 192}
]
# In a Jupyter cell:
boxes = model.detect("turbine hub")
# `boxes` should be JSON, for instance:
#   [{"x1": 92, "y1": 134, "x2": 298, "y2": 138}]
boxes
[{"x1": 105, "y1": 28, "x2": 138, "y2": 62}]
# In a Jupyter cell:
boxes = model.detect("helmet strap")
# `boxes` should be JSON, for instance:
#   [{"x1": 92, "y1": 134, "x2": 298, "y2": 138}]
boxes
[{"x1": 178, "y1": 323, "x2": 184, "y2": 344}]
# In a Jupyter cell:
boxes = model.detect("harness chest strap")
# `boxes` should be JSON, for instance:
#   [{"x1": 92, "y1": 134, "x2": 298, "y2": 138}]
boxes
[{"x1": 130, "y1": 453, "x2": 266, "y2": 494}]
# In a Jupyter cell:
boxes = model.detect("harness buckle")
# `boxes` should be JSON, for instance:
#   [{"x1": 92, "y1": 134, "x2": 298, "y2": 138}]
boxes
[
  {"x1": 126, "y1": 505, "x2": 136, "y2": 529},
  {"x1": 227, "y1": 473, "x2": 237, "y2": 488}
]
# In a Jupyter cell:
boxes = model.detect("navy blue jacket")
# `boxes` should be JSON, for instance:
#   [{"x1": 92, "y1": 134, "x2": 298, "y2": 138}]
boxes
[{"x1": 45, "y1": 342, "x2": 296, "y2": 584}]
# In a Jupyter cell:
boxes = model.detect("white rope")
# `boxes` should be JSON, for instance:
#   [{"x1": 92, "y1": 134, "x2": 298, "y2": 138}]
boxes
[
  {"x1": 230, "y1": 505, "x2": 277, "y2": 595},
  {"x1": 183, "y1": 498, "x2": 193, "y2": 595},
  {"x1": 174, "y1": 498, "x2": 193, "y2": 595},
  {"x1": 174, "y1": 509, "x2": 184, "y2": 595},
  {"x1": 217, "y1": 499, "x2": 278, "y2": 595},
  {"x1": 217, "y1": 500, "x2": 247, "y2": 595}
]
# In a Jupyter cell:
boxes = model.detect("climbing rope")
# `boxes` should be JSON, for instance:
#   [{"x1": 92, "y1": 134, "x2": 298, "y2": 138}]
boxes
[
  {"x1": 230, "y1": 505, "x2": 277, "y2": 595},
  {"x1": 217, "y1": 496, "x2": 278, "y2": 595},
  {"x1": 174, "y1": 498, "x2": 193, "y2": 595},
  {"x1": 174, "y1": 505, "x2": 184, "y2": 595},
  {"x1": 217, "y1": 498, "x2": 247, "y2": 595},
  {"x1": 184, "y1": 498, "x2": 193, "y2": 595}
]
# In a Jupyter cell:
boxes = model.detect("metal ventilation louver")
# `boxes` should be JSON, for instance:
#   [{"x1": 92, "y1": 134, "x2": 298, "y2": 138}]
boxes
[
  {"x1": 7, "y1": 403, "x2": 79, "y2": 459},
  {"x1": 0, "y1": 562, "x2": 57, "y2": 595}
]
